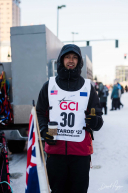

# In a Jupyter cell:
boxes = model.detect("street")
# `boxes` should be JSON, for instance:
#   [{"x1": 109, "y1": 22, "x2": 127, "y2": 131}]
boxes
[{"x1": 9, "y1": 92, "x2": 128, "y2": 193}]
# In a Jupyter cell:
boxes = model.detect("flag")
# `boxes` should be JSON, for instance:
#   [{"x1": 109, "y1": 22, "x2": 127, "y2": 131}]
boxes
[
  {"x1": 50, "y1": 90, "x2": 58, "y2": 95},
  {"x1": 25, "y1": 107, "x2": 49, "y2": 193},
  {"x1": 80, "y1": 92, "x2": 87, "y2": 96}
]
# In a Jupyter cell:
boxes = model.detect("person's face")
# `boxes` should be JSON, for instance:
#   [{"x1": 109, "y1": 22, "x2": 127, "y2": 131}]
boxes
[{"x1": 63, "y1": 53, "x2": 78, "y2": 70}]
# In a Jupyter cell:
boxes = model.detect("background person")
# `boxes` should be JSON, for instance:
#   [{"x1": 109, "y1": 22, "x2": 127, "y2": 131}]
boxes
[
  {"x1": 110, "y1": 83, "x2": 119, "y2": 110},
  {"x1": 125, "y1": 85, "x2": 128, "y2": 92},
  {"x1": 117, "y1": 82, "x2": 124, "y2": 108},
  {"x1": 98, "y1": 83, "x2": 109, "y2": 115}
]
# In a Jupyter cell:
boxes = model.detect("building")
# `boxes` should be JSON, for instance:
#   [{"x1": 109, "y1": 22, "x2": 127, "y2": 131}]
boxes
[
  {"x1": 0, "y1": 0, "x2": 20, "y2": 62},
  {"x1": 80, "y1": 46, "x2": 93, "y2": 80},
  {"x1": 115, "y1": 65, "x2": 128, "y2": 82}
]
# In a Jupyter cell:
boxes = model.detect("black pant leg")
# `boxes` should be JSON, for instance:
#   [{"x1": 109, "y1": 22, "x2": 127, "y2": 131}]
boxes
[
  {"x1": 119, "y1": 98, "x2": 123, "y2": 106},
  {"x1": 112, "y1": 99, "x2": 114, "y2": 109},
  {"x1": 102, "y1": 102, "x2": 107, "y2": 114},
  {"x1": 68, "y1": 155, "x2": 90, "y2": 193},
  {"x1": 115, "y1": 98, "x2": 119, "y2": 109},
  {"x1": 117, "y1": 98, "x2": 120, "y2": 109},
  {"x1": 103, "y1": 102, "x2": 107, "y2": 114},
  {"x1": 46, "y1": 155, "x2": 68, "y2": 193},
  {"x1": 100, "y1": 102, "x2": 104, "y2": 113},
  {"x1": 113, "y1": 98, "x2": 117, "y2": 109},
  {"x1": 104, "y1": 102, "x2": 107, "y2": 114}
]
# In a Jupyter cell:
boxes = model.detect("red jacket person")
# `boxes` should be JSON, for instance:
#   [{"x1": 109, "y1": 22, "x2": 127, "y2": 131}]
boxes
[{"x1": 36, "y1": 44, "x2": 103, "y2": 193}]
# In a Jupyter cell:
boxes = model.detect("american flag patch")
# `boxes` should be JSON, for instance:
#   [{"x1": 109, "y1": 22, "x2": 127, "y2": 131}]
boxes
[{"x1": 51, "y1": 90, "x2": 58, "y2": 95}]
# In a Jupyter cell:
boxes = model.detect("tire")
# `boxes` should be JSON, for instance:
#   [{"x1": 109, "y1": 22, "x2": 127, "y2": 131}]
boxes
[{"x1": 8, "y1": 140, "x2": 26, "y2": 153}]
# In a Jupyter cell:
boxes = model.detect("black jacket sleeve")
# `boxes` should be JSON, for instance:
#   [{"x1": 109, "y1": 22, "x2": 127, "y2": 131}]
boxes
[
  {"x1": 86, "y1": 85, "x2": 103, "y2": 131},
  {"x1": 36, "y1": 81, "x2": 49, "y2": 138}
]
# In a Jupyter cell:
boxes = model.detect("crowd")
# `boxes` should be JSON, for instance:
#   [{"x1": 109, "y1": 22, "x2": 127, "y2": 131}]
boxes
[{"x1": 95, "y1": 82, "x2": 126, "y2": 114}]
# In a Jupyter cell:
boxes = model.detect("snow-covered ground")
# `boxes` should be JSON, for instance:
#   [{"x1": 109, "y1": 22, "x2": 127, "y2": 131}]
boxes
[
  {"x1": 9, "y1": 92, "x2": 128, "y2": 193},
  {"x1": 88, "y1": 92, "x2": 128, "y2": 193},
  {"x1": 9, "y1": 150, "x2": 27, "y2": 193}
]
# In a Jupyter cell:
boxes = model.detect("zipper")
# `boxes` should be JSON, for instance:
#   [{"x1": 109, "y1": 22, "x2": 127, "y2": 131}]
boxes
[
  {"x1": 65, "y1": 70, "x2": 70, "y2": 155},
  {"x1": 67, "y1": 71, "x2": 70, "y2": 90}
]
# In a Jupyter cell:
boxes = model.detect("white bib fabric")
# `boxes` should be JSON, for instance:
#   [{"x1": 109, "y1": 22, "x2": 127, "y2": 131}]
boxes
[{"x1": 48, "y1": 77, "x2": 91, "y2": 142}]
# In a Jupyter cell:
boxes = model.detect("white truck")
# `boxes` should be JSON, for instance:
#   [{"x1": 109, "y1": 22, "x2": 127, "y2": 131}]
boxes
[{"x1": 0, "y1": 24, "x2": 63, "y2": 153}]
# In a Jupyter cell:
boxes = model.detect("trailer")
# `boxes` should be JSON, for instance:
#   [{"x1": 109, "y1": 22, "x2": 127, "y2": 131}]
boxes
[
  {"x1": 0, "y1": 24, "x2": 93, "y2": 153},
  {"x1": 0, "y1": 24, "x2": 63, "y2": 153}
]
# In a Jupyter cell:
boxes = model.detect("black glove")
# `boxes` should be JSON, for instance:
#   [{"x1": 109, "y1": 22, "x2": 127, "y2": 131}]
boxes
[
  {"x1": 83, "y1": 127, "x2": 94, "y2": 140},
  {"x1": 85, "y1": 115, "x2": 98, "y2": 129},
  {"x1": 44, "y1": 132, "x2": 57, "y2": 145},
  {"x1": 40, "y1": 128, "x2": 57, "y2": 145}
]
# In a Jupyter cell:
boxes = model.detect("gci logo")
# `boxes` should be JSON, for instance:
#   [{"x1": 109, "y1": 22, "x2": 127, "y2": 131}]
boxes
[{"x1": 60, "y1": 102, "x2": 78, "y2": 111}]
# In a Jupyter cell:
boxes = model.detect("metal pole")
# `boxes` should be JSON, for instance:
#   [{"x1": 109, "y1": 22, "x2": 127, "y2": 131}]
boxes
[
  {"x1": 63, "y1": 39, "x2": 119, "y2": 43},
  {"x1": 57, "y1": 5, "x2": 66, "y2": 38},
  {"x1": 57, "y1": 7, "x2": 59, "y2": 37},
  {"x1": 33, "y1": 105, "x2": 51, "y2": 193}
]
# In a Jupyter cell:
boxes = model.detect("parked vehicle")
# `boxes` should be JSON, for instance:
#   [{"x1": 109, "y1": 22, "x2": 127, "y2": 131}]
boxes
[{"x1": 0, "y1": 25, "x2": 64, "y2": 153}]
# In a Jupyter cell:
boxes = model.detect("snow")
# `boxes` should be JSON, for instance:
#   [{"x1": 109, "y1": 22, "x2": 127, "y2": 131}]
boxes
[
  {"x1": 88, "y1": 92, "x2": 128, "y2": 193},
  {"x1": 9, "y1": 152, "x2": 27, "y2": 193},
  {"x1": 9, "y1": 92, "x2": 128, "y2": 193}
]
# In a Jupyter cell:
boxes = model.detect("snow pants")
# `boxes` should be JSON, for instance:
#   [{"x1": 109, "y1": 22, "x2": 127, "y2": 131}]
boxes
[
  {"x1": 100, "y1": 102, "x2": 107, "y2": 114},
  {"x1": 112, "y1": 98, "x2": 119, "y2": 110},
  {"x1": 118, "y1": 98, "x2": 123, "y2": 108},
  {"x1": 46, "y1": 154, "x2": 91, "y2": 193}
]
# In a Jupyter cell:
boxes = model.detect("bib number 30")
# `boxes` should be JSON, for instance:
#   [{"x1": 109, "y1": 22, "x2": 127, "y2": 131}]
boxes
[{"x1": 60, "y1": 112, "x2": 75, "y2": 127}]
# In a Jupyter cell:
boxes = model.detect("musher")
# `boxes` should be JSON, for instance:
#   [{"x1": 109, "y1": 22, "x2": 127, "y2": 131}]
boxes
[{"x1": 36, "y1": 44, "x2": 103, "y2": 193}]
